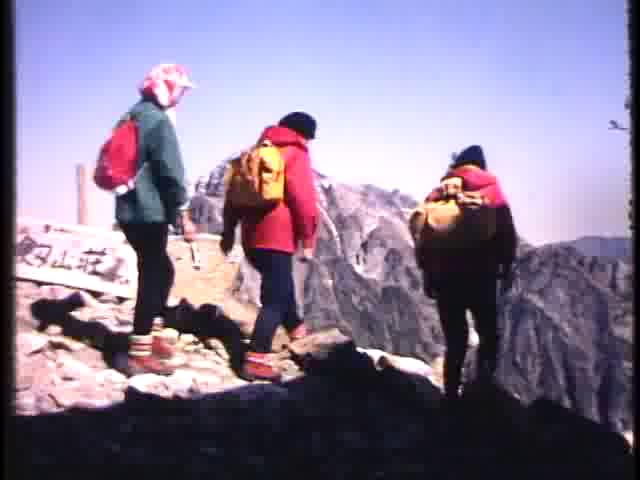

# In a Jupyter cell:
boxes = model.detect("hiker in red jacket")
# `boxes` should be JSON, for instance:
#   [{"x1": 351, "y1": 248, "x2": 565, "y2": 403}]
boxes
[
  {"x1": 221, "y1": 112, "x2": 319, "y2": 382},
  {"x1": 417, "y1": 145, "x2": 518, "y2": 402}
]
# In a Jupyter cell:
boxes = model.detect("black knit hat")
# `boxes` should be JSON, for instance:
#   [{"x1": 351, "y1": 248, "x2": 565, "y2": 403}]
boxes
[
  {"x1": 451, "y1": 145, "x2": 487, "y2": 170},
  {"x1": 278, "y1": 111, "x2": 317, "y2": 140}
]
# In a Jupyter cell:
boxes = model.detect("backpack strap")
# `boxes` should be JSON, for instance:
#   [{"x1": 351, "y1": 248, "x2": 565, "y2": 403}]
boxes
[{"x1": 112, "y1": 111, "x2": 141, "y2": 131}]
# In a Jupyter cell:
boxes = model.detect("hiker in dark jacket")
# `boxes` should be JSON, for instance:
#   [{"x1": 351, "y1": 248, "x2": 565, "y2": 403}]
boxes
[
  {"x1": 417, "y1": 145, "x2": 517, "y2": 402},
  {"x1": 221, "y1": 111, "x2": 319, "y2": 382},
  {"x1": 115, "y1": 63, "x2": 197, "y2": 376}
]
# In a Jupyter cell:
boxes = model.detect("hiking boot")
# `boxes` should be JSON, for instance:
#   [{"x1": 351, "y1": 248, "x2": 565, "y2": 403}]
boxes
[
  {"x1": 287, "y1": 323, "x2": 309, "y2": 341},
  {"x1": 127, "y1": 334, "x2": 175, "y2": 376},
  {"x1": 239, "y1": 351, "x2": 282, "y2": 382},
  {"x1": 152, "y1": 335, "x2": 176, "y2": 359},
  {"x1": 127, "y1": 354, "x2": 175, "y2": 376},
  {"x1": 149, "y1": 317, "x2": 176, "y2": 359}
]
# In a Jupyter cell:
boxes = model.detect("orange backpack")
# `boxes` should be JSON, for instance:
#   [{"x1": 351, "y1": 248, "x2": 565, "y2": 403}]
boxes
[
  {"x1": 409, "y1": 175, "x2": 497, "y2": 251},
  {"x1": 224, "y1": 140, "x2": 286, "y2": 209}
]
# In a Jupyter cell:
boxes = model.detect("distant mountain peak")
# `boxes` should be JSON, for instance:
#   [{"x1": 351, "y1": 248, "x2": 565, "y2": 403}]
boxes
[{"x1": 555, "y1": 236, "x2": 631, "y2": 261}]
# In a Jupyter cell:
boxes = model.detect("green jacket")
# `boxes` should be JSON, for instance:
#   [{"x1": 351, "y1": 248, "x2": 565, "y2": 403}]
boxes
[{"x1": 115, "y1": 99, "x2": 188, "y2": 226}]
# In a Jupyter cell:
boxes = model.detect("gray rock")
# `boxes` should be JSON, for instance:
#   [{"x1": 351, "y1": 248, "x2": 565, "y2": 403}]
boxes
[
  {"x1": 199, "y1": 349, "x2": 228, "y2": 366},
  {"x1": 96, "y1": 369, "x2": 128, "y2": 388},
  {"x1": 15, "y1": 354, "x2": 51, "y2": 391},
  {"x1": 35, "y1": 392, "x2": 59, "y2": 414},
  {"x1": 128, "y1": 374, "x2": 170, "y2": 397},
  {"x1": 70, "y1": 398, "x2": 114, "y2": 410},
  {"x1": 288, "y1": 328, "x2": 352, "y2": 359},
  {"x1": 40, "y1": 285, "x2": 76, "y2": 300},
  {"x1": 166, "y1": 370, "x2": 196, "y2": 398},
  {"x1": 14, "y1": 391, "x2": 38, "y2": 415},
  {"x1": 115, "y1": 314, "x2": 133, "y2": 325},
  {"x1": 48, "y1": 386, "x2": 81, "y2": 408},
  {"x1": 107, "y1": 390, "x2": 126, "y2": 403},
  {"x1": 188, "y1": 359, "x2": 220, "y2": 370},
  {"x1": 14, "y1": 281, "x2": 42, "y2": 299},
  {"x1": 56, "y1": 352, "x2": 94, "y2": 380},
  {"x1": 69, "y1": 289, "x2": 103, "y2": 309},
  {"x1": 192, "y1": 373, "x2": 224, "y2": 394},
  {"x1": 189, "y1": 194, "x2": 224, "y2": 234},
  {"x1": 96, "y1": 293, "x2": 121, "y2": 305},
  {"x1": 48, "y1": 336, "x2": 86, "y2": 352},
  {"x1": 44, "y1": 325, "x2": 64, "y2": 336},
  {"x1": 204, "y1": 338, "x2": 230, "y2": 361},
  {"x1": 16, "y1": 333, "x2": 49, "y2": 356}
]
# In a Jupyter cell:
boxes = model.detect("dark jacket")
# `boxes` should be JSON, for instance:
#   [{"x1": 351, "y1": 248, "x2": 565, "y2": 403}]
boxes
[
  {"x1": 115, "y1": 100, "x2": 188, "y2": 226},
  {"x1": 417, "y1": 163, "x2": 517, "y2": 282},
  {"x1": 223, "y1": 125, "x2": 319, "y2": 254}
]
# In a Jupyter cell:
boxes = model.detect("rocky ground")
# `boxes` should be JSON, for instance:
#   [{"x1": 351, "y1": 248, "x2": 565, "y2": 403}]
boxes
[
  {"x1": 13, "y1": 326, "x2": 636, "y2": 480},
  {"x1": 191, "y1": 167, "x2": 634, "y2": 434},
  {"x1": 14, "y1": 278, "x2": 446, "y2": 416},
  {"x1": 11, "y1": 210, "x2": 634, "y2": 478},
  {"x1": 14, "y1": 280, "x2": 296, "y2": 413},
  {"x1": 11, "y1": 279, "x2": 635, "y2": 480}
]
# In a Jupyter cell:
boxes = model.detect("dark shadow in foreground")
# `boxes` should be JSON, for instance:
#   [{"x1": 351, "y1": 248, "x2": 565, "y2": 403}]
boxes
[
  {"x1": 12, "y1": 339, "x2": 634, "y2": 480},
  {"x1": 30, "y1": 295, "x2": 248, "y2": 374}
]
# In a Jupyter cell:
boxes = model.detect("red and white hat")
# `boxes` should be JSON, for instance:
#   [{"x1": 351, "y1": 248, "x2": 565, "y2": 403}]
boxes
[{"x1": 139, "y1": 63, "x2": 195, "y2": 108}]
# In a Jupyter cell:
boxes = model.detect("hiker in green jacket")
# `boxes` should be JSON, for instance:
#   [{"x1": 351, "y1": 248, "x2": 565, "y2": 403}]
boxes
[{"x1": 115, "y1": 63, "x2": 197, "y2": 376}]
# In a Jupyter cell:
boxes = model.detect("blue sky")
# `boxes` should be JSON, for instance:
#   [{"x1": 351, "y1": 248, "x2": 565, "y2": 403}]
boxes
[{"x1": 16, "y1": 0, "x2": 630, "y2": 245}]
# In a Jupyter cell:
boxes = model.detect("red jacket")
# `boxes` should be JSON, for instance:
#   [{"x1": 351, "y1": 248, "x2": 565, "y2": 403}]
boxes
[
  {"x1": 224, "y1": 125, "x2": 319, "y2": 254},
  {"x1": 417, "y1": 165, "x2": 517, "y2": 277},
  {"x1": 427, "y1": 165, "x2": 508, "y2": 206}
]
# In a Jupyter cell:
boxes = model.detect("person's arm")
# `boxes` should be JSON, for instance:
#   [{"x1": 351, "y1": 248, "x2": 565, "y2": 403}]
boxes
[
  {"x1": 285, "y1": 149, "x2": 319, "y2": 252},
  {"x1": 147, "y1": 118, "x2": 189, "y2": 226},
  {"x1": 222, "y1": 197, "x2": 242, "y2": 234},
  {"x1": 219, "y1": 194, "x2": 244, "y2": 255},
  {"x1": 494, "y1": 204, "x2": 518, "y2": 290}
]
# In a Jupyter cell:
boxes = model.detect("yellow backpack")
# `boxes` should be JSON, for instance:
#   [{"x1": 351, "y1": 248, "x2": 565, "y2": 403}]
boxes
[
  {"x1": 409, "y1": 176, "x2": 496, "y2": 250},
  {"x1": 224, "y1": 140, "x2": 286, "y2": 209}
]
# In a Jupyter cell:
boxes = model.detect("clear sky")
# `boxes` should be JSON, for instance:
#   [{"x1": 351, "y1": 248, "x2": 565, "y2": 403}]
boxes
[{"x1": 16, "y1": 0, "x2": 630, "y2": 245}]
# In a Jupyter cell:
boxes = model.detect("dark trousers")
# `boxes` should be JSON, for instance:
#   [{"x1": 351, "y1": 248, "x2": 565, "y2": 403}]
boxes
[
  {"x1": 433, "y1": 272, "x2": 499, "y2": 399},
  {"x1": 120, "y1": 223, "x2": 175, "y2": 336},
  {"x1": 246, "y1": 248, "x2": 303, "y2": 353}
]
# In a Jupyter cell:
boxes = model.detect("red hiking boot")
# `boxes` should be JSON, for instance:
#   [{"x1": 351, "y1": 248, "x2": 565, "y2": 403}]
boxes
[
  {"x1": 240, "y1": 351, "x2": 282, "y2": 382},
  {"x1": 127, "y1": 334, "x2": 175, "y2": 376},
  {"x1": 128, "y1": 354, "x2": 175, "y2": 376},
  {"x1": 152, "y1": 335, "x2": 176, "y2": 360}
]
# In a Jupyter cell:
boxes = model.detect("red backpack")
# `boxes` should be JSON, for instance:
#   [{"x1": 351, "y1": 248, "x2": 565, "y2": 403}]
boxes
[{"x1": 93, "y1": 113, "x2": 141, "y2": 195}]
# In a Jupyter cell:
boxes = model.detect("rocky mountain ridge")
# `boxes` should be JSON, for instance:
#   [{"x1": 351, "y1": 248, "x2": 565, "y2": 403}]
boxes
[
  {"x1": 12, "y1": 221, "x2": 634, "y2": 479},
  {"x1": 189, "y1": 162, "x2": 633, "y2": 433},
  {"x1": 559, "y1": 235, "x2": 632, "y2": 261}
]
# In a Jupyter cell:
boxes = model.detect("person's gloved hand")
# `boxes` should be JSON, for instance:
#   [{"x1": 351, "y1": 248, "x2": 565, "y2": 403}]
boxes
[
  {"x1": 182, "y1": 218, "x2": 197, "y2": 243},
  {"x1": 220, "y1": 230, "x2": 235, "y2": 256},
  {"x1": 300, "y1": 247, "x2": 314, "y2": 263},
  {"x1": 423, "y1": 276, "x2": 438, "y2": 300},
  {"x1": 499, "y1": 264, "x2": 515, "y2": 295}
]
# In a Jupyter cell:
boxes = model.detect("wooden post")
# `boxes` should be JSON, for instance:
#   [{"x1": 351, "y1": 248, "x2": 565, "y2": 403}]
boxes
[{"x1": 76, "y1": 164, "x2": 89, "y2": 225}]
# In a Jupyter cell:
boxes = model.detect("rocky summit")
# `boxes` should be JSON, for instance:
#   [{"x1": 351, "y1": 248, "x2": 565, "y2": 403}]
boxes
[
  {"x1": 192, "y1": 163, "x2": 633, "y2": 434},
  {"x1": 12, "y1": 311, "x2": 636, "y2": 480},
  {"x1": 11, "y1": 165, "x2": 633, "y2": 479}
]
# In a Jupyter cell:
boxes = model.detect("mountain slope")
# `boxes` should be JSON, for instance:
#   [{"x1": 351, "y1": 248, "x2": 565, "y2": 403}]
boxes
[
  {"x1": 190, "y1": 164, "x2": 633, "y2": 433},
  {"x1": 14, "y1": 341, "x2": 634, "y2": 480}
]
